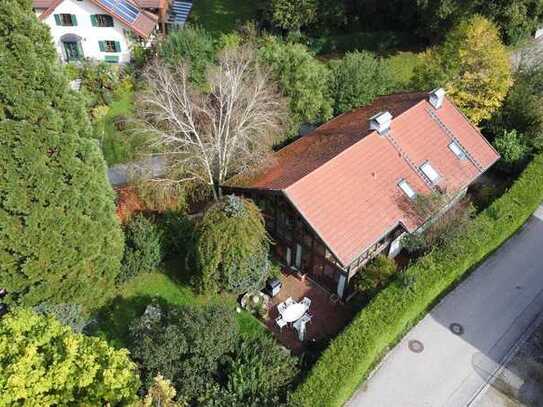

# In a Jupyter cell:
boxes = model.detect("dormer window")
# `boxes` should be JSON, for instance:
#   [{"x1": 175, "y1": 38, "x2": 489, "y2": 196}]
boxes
[
  {"x1": 449, "y1": 141, "x2": 467, "y2": 160},
  {"x1": 398, "y1": 179, "x2": 416, "y2": 199},
  {"x1": 420, "y1": 162, "x2": 440, "y2": 184}
]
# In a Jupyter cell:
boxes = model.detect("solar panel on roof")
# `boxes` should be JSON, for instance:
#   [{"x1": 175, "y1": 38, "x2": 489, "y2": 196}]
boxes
[
  {"x1": 97, "y1": 0, "x2": 140, "y2": 23},
  {"x1": 168, "y1": 0, "x2": 192, "y2": 25}
]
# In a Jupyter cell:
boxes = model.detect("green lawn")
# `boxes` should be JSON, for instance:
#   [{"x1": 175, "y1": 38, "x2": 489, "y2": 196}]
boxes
[
  {"x1": 386, "y1": 51, "x2": 421, "y2": 90},
  {"x1": 189, "y1": 0, "x2": 259, "y2": 34},
  {"x1": 93, "y1": 268, "x2": 266, "y2": 348},
  {"x1": 93, "y1": 88, "x2": 146, "y2": 166}
]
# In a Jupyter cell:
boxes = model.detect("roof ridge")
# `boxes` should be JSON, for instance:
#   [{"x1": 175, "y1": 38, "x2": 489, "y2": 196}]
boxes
[{"x1": 284, "y1": 98, "x2": 429, "y2": 193}]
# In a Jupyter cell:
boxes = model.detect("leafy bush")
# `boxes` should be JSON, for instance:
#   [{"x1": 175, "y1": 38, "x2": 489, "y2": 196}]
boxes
[
  {"x1": 291, "y1": 153, "x2": 543, "y2": 407},
  {"x1": 270, "y1": 0, "x2": 317, "y2": 32},
  {"x1": 0, "y1": 308, "x2": 139, "y2": 405},
  {"x1": 493, "y1": 129, "x2": 530, "y2": 174},
  {"x1": 33, "y1": 303, "x2": 93, "y2": 333},
  {"x1": 258, "y1": 37, "x2": 333, "y2": 129},
  {"x1": 137, "y1": 374, "x2": 184, "y2": 407},
  {"x1": 329, "y1": 51, "x2": 394, "y2": 114},
  {"x1": 128, "y1": 302, "x2": 238, "y2": 400},
  {"x1": 401, "y1": 194, "x2": 475, "y2": 256},
  {"x1": 222, "y1": 335, "x2": 299, "y2": 405},
  {"x1": 136, "y1": 181, "x2": 187, "y2": 214},
  {"x1": 156, "y1": 210, "x2": 194, "y2": 258},
  {"x1": 77, "y1": 61, "x2": 124, "y2": 110},
  {"x1": 351, "y1": 255, "x2": 397, "y2": 296},
  {"x1": 486, "y1": 65, "x2": 543, "y2": 150},
  {"x1": 196, "y1": 195, "x2": 271, "y2": 294},
  {"x1": 159, "y1": 25, "x2": 215, "y2": 88},
  {"x1": 119, "y1": 214, "x2": 163, "y2": 283}
]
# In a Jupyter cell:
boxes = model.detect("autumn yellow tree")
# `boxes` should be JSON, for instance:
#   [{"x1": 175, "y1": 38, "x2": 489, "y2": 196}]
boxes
[
  {"x1": 0, "y1": 308, "x2": 140, "y2": 405},
  {"x1": 413, "y1": 15, "x2": 512, "y2": 124}
]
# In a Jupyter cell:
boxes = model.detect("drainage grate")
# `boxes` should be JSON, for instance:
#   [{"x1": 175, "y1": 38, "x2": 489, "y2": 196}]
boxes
[
  {"x1": 449, "y1": 322, "x2": 464, "y2": 336},
  {"x1": 408, "y1": 339, "x2": 424, "y2": 353}
]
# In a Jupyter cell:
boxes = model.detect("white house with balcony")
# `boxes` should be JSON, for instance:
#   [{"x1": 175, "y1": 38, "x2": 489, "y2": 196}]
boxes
[{"x1": 33, "y1": 0, "x2": 193, "y2": 64}]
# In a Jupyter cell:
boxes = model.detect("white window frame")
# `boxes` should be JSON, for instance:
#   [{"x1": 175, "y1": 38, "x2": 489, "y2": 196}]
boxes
[
  {"x1": 398, "y1": 179, "x2": 416, "y2": 199},
  {"x1": 449, "y1": 141, "x2": 467, "y2": 160},
  {"x1": 420, "y1": 161, "x2": 440, "y2": 184}
]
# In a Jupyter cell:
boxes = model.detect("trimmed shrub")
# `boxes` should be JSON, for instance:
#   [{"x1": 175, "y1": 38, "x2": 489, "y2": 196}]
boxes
[
  {"x1": 291, "y1": 152, "x2": 543, "y2": 406},
  {"x1": 119, "y1": 214, "x2": 163, "y2": 283},
  {"x1": 351, "y1": 255, "x2": 397, "y2": 297},
  {"x1": 493, "y1": 129, "x2": 530, "y2": 174}
]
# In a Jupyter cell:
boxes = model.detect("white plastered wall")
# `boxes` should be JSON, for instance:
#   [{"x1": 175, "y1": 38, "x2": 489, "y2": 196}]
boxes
[{"x1": 37, "y1": 0, "x2": 133, "y2": 63}]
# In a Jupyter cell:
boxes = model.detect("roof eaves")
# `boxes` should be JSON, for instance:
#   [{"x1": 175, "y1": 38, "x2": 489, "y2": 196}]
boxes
[
  {"x1": 445, "y1": 96, "x2": 501, "y2": 159},
  {"x1": 89, "y1": 0, "x2": 154, "y2": 38},
  {"x1": 345, "y1": 221, "x2": 410, "y2": 268},
  {"x1": 38, "y1": 0, "x2": 63, "y2": 19}
]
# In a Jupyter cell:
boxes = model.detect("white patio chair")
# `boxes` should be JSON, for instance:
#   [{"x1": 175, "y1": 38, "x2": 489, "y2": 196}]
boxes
[
  {"x1": 276, "y1": 316, "x2": 287, "y2": 331},
  {"x1": 300, "y1": 313, "x2": 312, "y2": 324},
  {"x1": 277, "y1": 302, "x2": 287, "y2": 315},
  {"x1": 301, "y1": 297, "x2": 311, "y2": 308}
]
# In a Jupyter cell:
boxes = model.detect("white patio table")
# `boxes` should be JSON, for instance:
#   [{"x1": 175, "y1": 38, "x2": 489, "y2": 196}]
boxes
[{"x1": 280, "y1": 302, "x2": 308, "y2": 323}]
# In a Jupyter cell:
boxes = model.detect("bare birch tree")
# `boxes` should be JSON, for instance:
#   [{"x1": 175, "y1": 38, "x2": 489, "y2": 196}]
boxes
[{"x1": 137, "y1": 45, "x2": 288, "y2": 200}]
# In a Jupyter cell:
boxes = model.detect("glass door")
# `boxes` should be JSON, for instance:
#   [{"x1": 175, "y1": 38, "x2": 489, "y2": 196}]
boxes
[{"x1": 63, "y1": 41, "x2": 82, "y2": 62}]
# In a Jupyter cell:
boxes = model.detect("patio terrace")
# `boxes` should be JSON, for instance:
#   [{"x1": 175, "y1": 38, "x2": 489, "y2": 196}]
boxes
[{"x1": 265, "y1": 273, "x2": 355, "y2": 353}]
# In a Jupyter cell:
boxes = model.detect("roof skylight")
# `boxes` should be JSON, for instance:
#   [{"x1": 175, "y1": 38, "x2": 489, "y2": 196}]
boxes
[
  {"x1": 420, "y1": 162, "x2": 440, "y2": 184},
  {"x1": 449, "y1": 141, "x2": 467, "y2": 160},
  {"x1": 398, "y1": 179, "x2": 416, "y2": 199}
]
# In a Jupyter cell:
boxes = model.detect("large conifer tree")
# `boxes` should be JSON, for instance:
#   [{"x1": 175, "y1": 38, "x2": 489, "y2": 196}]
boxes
[{"x1": 0, "y1": 0, "x2": 123, "y2": 305}]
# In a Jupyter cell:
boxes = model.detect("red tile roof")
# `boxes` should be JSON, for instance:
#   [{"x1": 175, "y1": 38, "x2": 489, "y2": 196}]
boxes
[
  {"x1": 230, "y1": 92, "x2": 499, "y2": 267},
  {"x1": 35, "y1": 0, "x2": 158, "y2": 38},
  {"x1": 33, "y1": 0, "x2": 55, "y2": 8},
  {"x1": 133, "y1": 0, "x2": 165, "y2": 8}
]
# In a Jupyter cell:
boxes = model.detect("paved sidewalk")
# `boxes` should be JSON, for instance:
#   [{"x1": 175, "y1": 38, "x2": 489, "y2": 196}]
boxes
[{"x1": 347, "y1": 206, "x2": 543, "y2": 407}]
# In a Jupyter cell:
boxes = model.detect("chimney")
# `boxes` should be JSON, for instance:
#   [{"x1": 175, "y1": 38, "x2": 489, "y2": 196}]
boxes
[
  {"x1": 369, "y1": 111, "x2": 392, "y2": 135},
  {"x1": 429, "y1": 88, "x2": 446, "y2": 109}
]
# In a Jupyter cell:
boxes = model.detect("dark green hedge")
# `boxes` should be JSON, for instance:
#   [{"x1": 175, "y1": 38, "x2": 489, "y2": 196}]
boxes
[
  {"x1": 308, "y1": 31, "x2": 418, "y2": 55},
  {"x1": 291, "y1": 153, "x2": 543, "y2": 407}
]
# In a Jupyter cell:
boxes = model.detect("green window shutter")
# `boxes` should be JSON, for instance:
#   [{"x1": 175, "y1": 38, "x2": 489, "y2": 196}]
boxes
[
  {"x1": 76, "y1": 42, "x2": 84, "y2": 60},
  {"x1": 98, "y1": 41, "x2": 105, "y2": 52},
  {"x1": 54, "y1": 14, "x2": 61, "y2": 25},
  {"x1": 91, "y1": 15, "x2": 97, "y2": 26},
  {"x1": 71, "y1": 14, "x2": 77, "y2": 26},
  {"x1": 114, "y1": 41, "x2": 121, "y2": 52},
  {"x1": 104, "y1": 55, "x2": 119, "y2": 63}
]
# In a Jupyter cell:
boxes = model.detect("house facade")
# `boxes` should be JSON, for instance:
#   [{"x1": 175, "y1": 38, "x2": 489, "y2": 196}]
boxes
[
  {"x1": 225, "y1": 89, "x2": 500, "y2": 299},
  {"x1": 33, "y1": 0, "x2": 192, "y2": 63}
]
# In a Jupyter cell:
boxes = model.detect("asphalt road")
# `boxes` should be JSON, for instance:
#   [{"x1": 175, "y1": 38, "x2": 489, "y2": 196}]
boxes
[{"x1": 347, "y1": 205, "x2": 543, "y2": 407}]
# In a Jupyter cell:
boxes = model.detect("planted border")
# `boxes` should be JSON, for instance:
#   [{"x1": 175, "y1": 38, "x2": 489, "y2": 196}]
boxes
[{"x1": 291, "y1": 153, "x2": 543, "y2": 407}]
